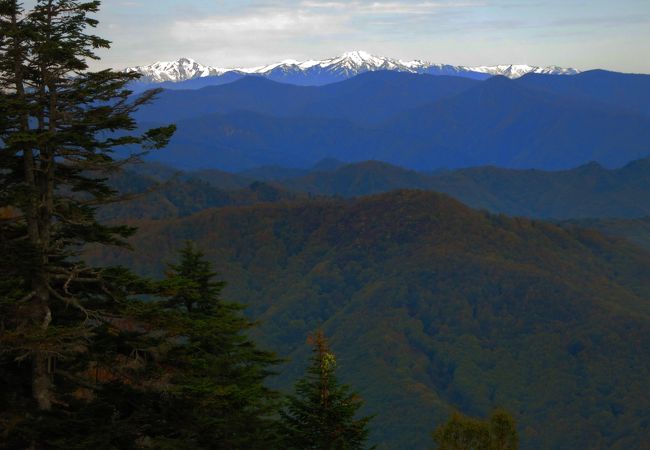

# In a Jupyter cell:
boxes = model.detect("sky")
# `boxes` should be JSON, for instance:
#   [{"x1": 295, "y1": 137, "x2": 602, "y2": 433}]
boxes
[{"x1": 85, "y1": 0, "x2": 650, "y2": 72}]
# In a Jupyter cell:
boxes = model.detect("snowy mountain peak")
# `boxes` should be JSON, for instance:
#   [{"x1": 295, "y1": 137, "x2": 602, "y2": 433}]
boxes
[
  {"x1": 338, "y1": 50, "x2": 381, "y2": 64},
  {"x1": 126, "y1": 57, "x2": 229, "y2": 83},
  {"x1": 342, "y1": 50, "x2": 373, "y2": 59},
  {"x1": 469, "y1": 64, "x2": 579, "y2": 78},
  {"x1": 125, "y1": 52, "x2": 580, "y2": 85}
]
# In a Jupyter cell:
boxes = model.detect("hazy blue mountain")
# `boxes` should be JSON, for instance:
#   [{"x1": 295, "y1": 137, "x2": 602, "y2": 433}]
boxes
[
  {"x1": 139, "y1": 72, "x2": 650, "y2": 171},
  {"x1": 518, "y1": 69, "x2": 650, "y2": 117},
  {"x1": 134, "y1": 71, "x2": 480, "y2": 126},
  {"x1": 140, "y1": 109, "x2": 375, "y2": 170},
  {"x1": 380, "y1": 75, "x2": 650, "y2": 169},
  {"x1": 300, "y1": 71, "x2": 479, "y2": 125}
]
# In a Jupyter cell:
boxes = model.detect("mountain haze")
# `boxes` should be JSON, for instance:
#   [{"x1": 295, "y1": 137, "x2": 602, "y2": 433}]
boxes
[
  {"x1": 138, "y1": 71, "x2": 650, "y2": 171},
  {"x1": 134, "y1": 71, "x2": 480, "y2": 125}
]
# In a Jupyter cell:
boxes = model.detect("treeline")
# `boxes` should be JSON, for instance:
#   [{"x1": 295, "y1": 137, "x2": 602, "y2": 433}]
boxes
[{"x1": 0, "y1": 2, "x2": 515, "y2": 449}]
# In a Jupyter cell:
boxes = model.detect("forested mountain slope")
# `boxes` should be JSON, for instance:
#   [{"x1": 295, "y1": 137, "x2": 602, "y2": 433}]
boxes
[
  {"x1": 274, "y1": 157, "x2": 650, "y2": 219},
  {"x1": 101, "y1": 168, "x2": 299, "y2": 220},
  {"x1": 563, "y1": 216, "x2": 650, "y2": 252},
  {"x1": 88, "y1": 190, "x2": 650, "y2": 450}
]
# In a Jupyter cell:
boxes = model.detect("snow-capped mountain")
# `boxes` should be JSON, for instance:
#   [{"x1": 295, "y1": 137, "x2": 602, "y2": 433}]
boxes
[
  {"x1": 126, "y1": 57, "x2": 230, "y2": 83},
  {"x1": 470, "y1": 64, "x2": 580, "y2": 78},
  {"x1": 126, "y1": 51, "x2": 579, "y2": 87}
]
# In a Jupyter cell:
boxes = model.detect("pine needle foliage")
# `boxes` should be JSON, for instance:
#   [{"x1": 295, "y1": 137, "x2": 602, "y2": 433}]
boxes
[
  {"x1": 281, "y1": 331, "x2": 374, "y2": 450},
  {"x1": 146, "y1": 241, "x2": 283, "y2": 449},
  {"x1": 0, "y1": 0, "x2": 175, "y2": 446}
]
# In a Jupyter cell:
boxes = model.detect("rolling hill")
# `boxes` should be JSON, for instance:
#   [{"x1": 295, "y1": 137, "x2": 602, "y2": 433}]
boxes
[
  {"x1": 273, "y1": 157, "x2": 650, "y2": 219},
  {"x1": 117, "y1": 156, "x2": 650, "y2": 220}
]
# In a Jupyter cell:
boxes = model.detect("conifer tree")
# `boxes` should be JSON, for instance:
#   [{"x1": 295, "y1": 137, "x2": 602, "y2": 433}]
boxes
[
  {"x1": 143, "y1": 241, "x2": 282, "y2": 448},
  {"x1": 281, "y1": 331, "x2": 374, "y2": 450},
  {"x1": 0, "y1": 0, "x2": 174, "y2": 446}
]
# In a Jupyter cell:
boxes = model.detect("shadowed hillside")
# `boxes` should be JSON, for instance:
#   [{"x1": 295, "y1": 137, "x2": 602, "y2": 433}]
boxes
[
  {"x1": 274, "y1": 157, "x2": 650, "y2": 219},
  {"x1": 101, "y1": 167, "x2": 300, "y2": 220},
  {"x1": 563, "y1": 216, "x2": 650, "y2": 252},
  {"x1": 88, "y1": 190, "x2": 650, "y2": 450}
]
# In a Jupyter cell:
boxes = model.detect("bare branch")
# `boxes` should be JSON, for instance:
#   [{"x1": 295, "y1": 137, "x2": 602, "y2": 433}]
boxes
[
  {"x1": 17, "y1": 291, "x2": 36, "y2": 303},
  {"x1": 47, "y1": 284, "x2": 90, "y2": 322}
]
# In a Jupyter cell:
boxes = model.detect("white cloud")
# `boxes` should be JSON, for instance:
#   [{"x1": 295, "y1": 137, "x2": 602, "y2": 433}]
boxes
[
  {"x1": 88, "y1": 0, "x2": 650, "y2": 74},
  {"x1": 171, "y1": 11, "x2": 346, "y2": 42},
  {"x1": 299, "y1": 1, "x2": 483, "y2": 14}
]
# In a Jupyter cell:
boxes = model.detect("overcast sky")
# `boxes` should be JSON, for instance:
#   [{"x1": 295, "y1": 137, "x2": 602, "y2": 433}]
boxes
[{"x1": 86, "y1": 0, "x2": 650, "y2": 72}]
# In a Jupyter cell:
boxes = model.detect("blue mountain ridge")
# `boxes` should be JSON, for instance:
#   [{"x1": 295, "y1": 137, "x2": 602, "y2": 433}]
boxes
[{"x1": 133, "y1": 70, "x2": 650, "y2": 172}]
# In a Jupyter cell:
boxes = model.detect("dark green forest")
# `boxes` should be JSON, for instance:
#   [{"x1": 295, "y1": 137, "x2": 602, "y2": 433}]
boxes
[{"x1": 89, "y1": 190, "x2": 650, "y2": 449}]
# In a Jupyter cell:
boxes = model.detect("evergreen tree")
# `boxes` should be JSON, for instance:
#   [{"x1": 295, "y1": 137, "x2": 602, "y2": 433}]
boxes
[
  {"x1": 432, "y1": 409, "x2": 518, "y2": 450},
  {"x1": 0, "y1": 0, "x2": 174, "y2": 446},
  {"x1": 164, "y1": 241, "x2": 226, "y2": 313},
  {"x1": 143, "y1": 241, "x2": 282, "y2": 448},
  {"x1": 281, "y1": 331, "x2": 374, "y2": 450}
]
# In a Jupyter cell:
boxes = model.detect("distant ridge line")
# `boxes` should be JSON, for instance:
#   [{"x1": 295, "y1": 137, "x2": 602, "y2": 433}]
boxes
[{"x1": 125, "y1": 51, "x2": 580, "y2": 85}]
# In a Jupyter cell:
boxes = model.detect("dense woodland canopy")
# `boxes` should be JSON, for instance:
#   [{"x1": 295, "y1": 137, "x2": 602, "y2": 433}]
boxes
[{"x1": 89, "y1": 190, "x2": 650, "y2": 449}]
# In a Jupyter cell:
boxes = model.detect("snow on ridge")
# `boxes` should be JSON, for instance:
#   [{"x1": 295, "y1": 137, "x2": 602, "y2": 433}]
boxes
[
  {"x1": 127, "y1": 57, "x2": 230, "y2": 82},
  {"x1": 125, "y1": 52, "x2": 580, "y2": 84}
]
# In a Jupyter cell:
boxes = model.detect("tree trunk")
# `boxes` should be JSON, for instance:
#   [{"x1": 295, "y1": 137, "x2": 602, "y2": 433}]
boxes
[
  {"x1": 10, "y1": 4, "x2": 56, "y2": 412},
  {"x1": 31, "y1": 296, "x2": 53, "y2": 411}
]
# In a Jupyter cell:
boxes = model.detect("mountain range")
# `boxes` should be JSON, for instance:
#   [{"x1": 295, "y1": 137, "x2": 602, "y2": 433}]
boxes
[
  {"x1": 104, "y1": 155, "x2": 650, "y2": 223},
  {"x1": 134, "y1": 70, "x2": 650, "y2": 171},
  {"x1": 125, "y1": 51, "x2": 580, "y2": 88},
  {"x1": 263, "y1": 157, "x2": 650, "y2": 220}
]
